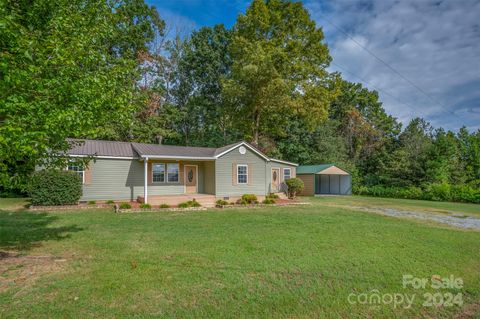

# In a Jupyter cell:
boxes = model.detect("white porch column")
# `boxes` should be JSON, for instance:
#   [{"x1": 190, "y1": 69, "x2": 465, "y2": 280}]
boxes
[{"x1": 144, "y1": 157, "x2": 148, "y2": 204}]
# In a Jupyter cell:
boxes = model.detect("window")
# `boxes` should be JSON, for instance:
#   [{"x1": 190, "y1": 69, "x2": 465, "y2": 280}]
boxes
[
  {"x1": 237, "y1": 164, "x2": 248, "y2": 184},
  {"x1": 67, "y1": 164, "x2": 84, "y2": 183},
  {"x1": 152, "y1": 164, "x2": 165, "y2": 182},
  {"x1": 283, "y1": 168, "x2": 291, "y2": 181},
  {"x1": 167, "y1": 163, "x2": 179, "y2": 182}
]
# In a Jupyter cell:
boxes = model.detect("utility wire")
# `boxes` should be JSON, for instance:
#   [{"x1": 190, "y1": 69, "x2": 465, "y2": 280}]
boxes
[
  {"x1": 330, "y1": 61, "x2": 429, "y2": 118},
  {"x1": 318, "y1": 13, "x2": 449, "y2": 110}
]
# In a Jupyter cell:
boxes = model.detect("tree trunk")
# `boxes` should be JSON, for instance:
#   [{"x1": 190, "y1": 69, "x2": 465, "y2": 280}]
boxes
[{"x1": 253, "y1": 111, "x2": 260, "y2": 146}]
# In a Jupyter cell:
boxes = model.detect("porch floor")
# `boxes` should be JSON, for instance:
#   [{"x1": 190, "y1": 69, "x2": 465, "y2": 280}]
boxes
[{"x1": 137, "y1": 194, "x2": 216, "y2": 207}]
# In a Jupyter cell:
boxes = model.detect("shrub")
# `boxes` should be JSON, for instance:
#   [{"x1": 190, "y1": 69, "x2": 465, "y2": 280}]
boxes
[
  {"x1": 178, "y1": 199, "x2": 201, "y2": 208},
  {"x1": 262, "y1": 198, "x2": 275, "y2": 204},
  {"x1": 189, "y1": 199, "x2": 201, "y2": 207},
  {"x1": 266, "y1": 193, "x2": 279, "y2": 199},
  {"x1": 216, "y1": 199, "x2": 228, "y2": 206},
  {"x1": 119, "y1": 202, "x2": 132, "y2": 209},
  {"x1": 285, "y1": 178, "x2": 304, "y2": 198},
  {"x1": 87, "y1": 200, "x2": 96, "y2": 205},
  {"x1": 159, "y1": 204, "x2": 170, "y2": 209},
  {"x1": 106, "y1": 200, "x2": 115, "y2": 204},
  {"x1": 178, "y1": 202, "x2": 189, "y2": 208},
  {"x1": 29, "y1": 170, "x2": 82, "y2": 206},
  {"x1": 352, "y1": 183, "x2": 480, "y2": 204},
  {"x1": 140, "y1": 203, "x2": 151, "y2": 209},
  {"x1": 241, "y1": 194, "x2": 257, "y2": 204},
  {"x1": 236, "y1": 198, "x2": 248, "y2": 205}
]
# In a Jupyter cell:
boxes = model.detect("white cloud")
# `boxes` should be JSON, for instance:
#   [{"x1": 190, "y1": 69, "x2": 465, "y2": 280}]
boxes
[{"x1": 306, "y1": 0, "x2": 480, "y2": 131}]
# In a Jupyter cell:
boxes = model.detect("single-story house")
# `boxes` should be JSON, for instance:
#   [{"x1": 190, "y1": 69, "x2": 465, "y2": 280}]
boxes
[
  {"x1": 297, "y1": 164, "x2": 352, "y2": 196},
  {"x1": 63, "y1": 139, "x2": 298, "y2": 206}
]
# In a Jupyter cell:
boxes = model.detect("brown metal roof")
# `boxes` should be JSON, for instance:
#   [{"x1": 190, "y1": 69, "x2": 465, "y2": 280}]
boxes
[
  {"x1": 131, "y1": 142, "x2": 217, "y2": 158},
  {"x1": 66, "y1": 139, "x2": 298, "y2": 165},
  {"x1": 67, "y1": 139, "x2": 138, "y2": 157}
]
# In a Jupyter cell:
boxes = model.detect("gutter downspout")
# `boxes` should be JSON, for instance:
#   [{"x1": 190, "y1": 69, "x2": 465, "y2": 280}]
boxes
[{"x1": 144, "y1": 157, "x2": 148, "y2": 204}]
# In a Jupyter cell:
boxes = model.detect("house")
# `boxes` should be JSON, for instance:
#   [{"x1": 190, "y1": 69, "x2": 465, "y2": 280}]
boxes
[
  {"x1": 296, "y1": 164, "x2": 351, "y2": 196},
  {"x1": 64, "y1": 139, "x2": 298, "y2": 206}
]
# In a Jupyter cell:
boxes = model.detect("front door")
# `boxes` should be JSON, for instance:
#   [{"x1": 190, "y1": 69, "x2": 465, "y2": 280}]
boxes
[
  {"x1": 185, "y1": 165, "x2": 197, "y2": 194},
  {"x1": 271, "y1": 168, "x2": 280, "y2": 192}
]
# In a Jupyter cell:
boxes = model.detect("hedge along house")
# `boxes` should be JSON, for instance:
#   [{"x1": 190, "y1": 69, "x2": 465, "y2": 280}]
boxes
[
  {"x1": 296, "y1": 164, "x2": 352, "y2": 196},
  {"x1": 64, "y1": 139, "x2": 298, "y2": 206}
]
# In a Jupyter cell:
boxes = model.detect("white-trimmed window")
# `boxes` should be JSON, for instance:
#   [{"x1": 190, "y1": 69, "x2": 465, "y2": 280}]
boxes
[
  {"x1": 152, "y1": 164, "x2": 165, "y2": 182},
  {"x1": 237, "y1": 164, "x2": 248, "y2": 184},
  {"x1": 167, "y1": 163, "x2": 179, "y2": 182},
  {"x1": 67, "y1": 164, "x2": 84, "y2": 183},
  {"x1": 283, "y1": 168, "x2": 291, "y2": 181}
]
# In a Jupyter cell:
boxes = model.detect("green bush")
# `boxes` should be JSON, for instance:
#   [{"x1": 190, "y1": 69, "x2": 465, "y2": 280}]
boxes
[
  {"x1": 140, "y1": 203, "x2": 151, "y2": 209},
  {"x1": 216, "y1": 199, "x2": 228, "y2": 206},
  {"x1": 106, "y1": 200, "x2": 115, "y2": 204},
  {"x1": 159, "y1": 203, "x2": 170, "y2": 209},
  {"x1": 241, "y1": 194, "x2": 257, "y2": 204},
  {"x1": 119, "y1": 202, "x2": 132, "y2": 209},
  {"x1": 262, "y1": 198, "x2": 275, "y2": 204},
  {"x1": 178, "y1": 199, "x2": 201, "y2": 208},
  {"x1": 236, "y1": 198, "x2": 248, "y2": 205},
  {"x1": 189, "y1": 199, "x2": 201, "y2": 207},
  {"x1": 353, "y1": 183, "x2": 480, "y2": 204},
  {"x1": 285, "y1": 178, "x2": 304, "y2": 198},
  {"x1": 266, "y1": 193, "x2": 279, "y2": 199},
  {"x1": 29, "y1": 170, "x2": 82, "y2": 206},
  {"x1": 87, "y1": 200, "x2": 96, "y2": 205},
  {"x1": 178, "y1": 202, "x2": 189, "y2": 208}
]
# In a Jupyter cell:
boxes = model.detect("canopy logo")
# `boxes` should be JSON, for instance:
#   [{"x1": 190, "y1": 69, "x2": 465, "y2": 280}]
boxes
[{"x1": 348, "y1": 274, "x2": 463, "y2": 308}]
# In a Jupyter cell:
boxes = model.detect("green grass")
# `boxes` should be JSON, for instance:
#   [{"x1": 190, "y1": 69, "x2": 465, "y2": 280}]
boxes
[{"x1": 0, "y1": 196, "x2": 479, "y2": 318}]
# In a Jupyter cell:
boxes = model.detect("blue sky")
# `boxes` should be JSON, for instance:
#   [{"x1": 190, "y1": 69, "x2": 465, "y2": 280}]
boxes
[{"x1": 147, "y1": 0, "x2": 480, "y2": 132}]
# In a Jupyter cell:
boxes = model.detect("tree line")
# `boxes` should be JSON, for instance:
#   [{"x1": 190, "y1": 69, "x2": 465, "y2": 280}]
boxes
[{"x1": 1, "y1": 0, "x2": 479, "y2": 200}]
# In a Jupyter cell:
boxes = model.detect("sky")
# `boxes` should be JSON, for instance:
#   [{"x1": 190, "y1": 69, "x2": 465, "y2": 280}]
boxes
[{"x1": 147, "y1": 0, "x2": 480, "y2": 131}]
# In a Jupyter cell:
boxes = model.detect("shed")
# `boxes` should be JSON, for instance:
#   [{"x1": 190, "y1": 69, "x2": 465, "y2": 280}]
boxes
[{"x1": 297, "y1": 164, "x2": 351, "y2": 196}]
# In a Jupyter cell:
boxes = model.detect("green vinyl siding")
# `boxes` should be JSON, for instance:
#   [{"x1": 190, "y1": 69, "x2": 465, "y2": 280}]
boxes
[
  {"x1": 82, "y1": 158, "x2": 145, "y2": 201},
  {"x1": 82, "y1": 159, "x2": 190, "y2": 201},
  {"x1": 215, "y1": 146, "x2": 267, "y2": 197},
  {"x1": 266, "y1": 162, "x2": 297, "y2": 193},
  {"x1": 203, "y1": 161, "x2": 215, "y2": 195}
]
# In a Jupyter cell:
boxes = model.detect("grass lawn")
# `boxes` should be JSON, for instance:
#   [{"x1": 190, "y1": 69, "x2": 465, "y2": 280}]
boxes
[{"x1": 1, "y1": 196, "x2": 479, "y2": 318}]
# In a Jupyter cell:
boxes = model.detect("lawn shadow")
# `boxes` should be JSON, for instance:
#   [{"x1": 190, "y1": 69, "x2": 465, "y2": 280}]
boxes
[{"x1": 0, "y1": 210, "x2": 83, "y2": 251}]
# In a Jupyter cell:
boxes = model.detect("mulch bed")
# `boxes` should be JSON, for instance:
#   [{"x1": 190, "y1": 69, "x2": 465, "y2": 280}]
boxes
[{"x1": 29, "y1": 199, "x2": 308, "y2": 212}]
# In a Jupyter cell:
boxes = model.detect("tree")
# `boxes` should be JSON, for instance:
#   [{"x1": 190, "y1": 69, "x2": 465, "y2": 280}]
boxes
[
  {"x1": 0, "y1": 0, "x2": 164, "y2": 191},
  {"x1": 171, "y1": 25, "x2": 235, "y2": 146},
  {"x1": 223, "y1": 0, "x2": 335, "y2": 146}
]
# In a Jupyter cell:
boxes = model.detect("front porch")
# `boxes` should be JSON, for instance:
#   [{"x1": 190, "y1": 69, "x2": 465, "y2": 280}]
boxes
[
  {"x1": 140, "y1": 157, "x2": 216, "y2": 206},
  {"x1": 137, "y1": 194, "x2": 217, "y2": 207}
]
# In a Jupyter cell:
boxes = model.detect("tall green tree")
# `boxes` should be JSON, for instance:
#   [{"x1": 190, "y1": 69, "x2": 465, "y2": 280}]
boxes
[
  {"x1": 223, "y1": 0, "x2": 335, "y2": 146},
  {"x1": 171, "y1": 25, "x2": 234, "y2": 146},
  {"x1": 0, "y1": 0, "x2": 163, "y2": 191}
]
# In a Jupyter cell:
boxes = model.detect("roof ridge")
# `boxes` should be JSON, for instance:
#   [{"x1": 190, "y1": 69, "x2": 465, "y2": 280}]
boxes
[{"x1": 131, "y1": 142, "x2": 217, "y2": 150}]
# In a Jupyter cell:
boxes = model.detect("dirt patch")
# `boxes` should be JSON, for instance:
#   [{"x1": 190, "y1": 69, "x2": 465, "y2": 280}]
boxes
[
  {"x1": 455, "y1": 301, "x2": 480, "y2": 319},
  {"x1": 0, "y1": 251, "x2": 67, "y2": 294}
]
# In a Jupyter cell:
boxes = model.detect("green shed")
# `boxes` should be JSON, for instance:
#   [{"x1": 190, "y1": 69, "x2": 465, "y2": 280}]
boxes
[{"x1": 296, "y1": 164, "x2": 351, "y2": 196}]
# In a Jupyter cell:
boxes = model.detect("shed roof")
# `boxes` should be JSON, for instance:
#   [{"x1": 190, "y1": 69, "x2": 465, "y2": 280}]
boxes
[{"x1": 297, "y1": 164, "x2": 349, "y2": 175}]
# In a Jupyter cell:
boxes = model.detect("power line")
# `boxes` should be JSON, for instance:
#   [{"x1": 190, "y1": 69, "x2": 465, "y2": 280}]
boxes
[
  {"x1": 330, "y1": 61, "x2": 429, "y2": 117},
  {"x1": 318, "y1": 13, "x2": 449, "y2": 110}
]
